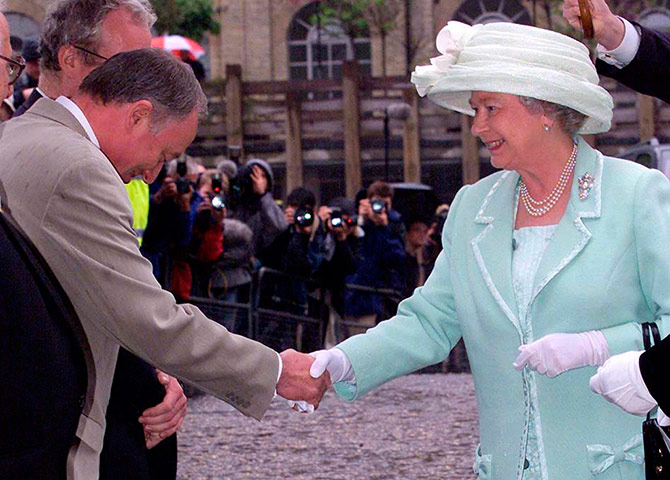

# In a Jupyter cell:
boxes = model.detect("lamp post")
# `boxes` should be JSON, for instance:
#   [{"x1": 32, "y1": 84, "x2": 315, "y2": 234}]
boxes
[{"x1": 384, "y1": 102, "x2": 412, "y2": 181}]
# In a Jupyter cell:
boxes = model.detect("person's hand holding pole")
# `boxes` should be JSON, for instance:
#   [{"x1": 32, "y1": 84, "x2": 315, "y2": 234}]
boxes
[{"x1": 563, "y1": 0, "x2": 625, "y2": 49}]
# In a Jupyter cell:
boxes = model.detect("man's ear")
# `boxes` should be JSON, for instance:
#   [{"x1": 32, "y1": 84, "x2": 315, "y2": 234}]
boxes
[
  {"x1": 58, "y1": 45, "x2": 79, "y2": 73},
  {"x1": 127, "y1": 99, "x2": 154, "y2": 131}
]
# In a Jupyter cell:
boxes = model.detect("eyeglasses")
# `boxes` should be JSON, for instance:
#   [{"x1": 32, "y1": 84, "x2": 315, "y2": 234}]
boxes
[
  {"x1": 0, "y1": 53, "x2": 25, "y2": 86},
  {"x1": 73, "y1": 45, "x2": 109, "y2": 62}
]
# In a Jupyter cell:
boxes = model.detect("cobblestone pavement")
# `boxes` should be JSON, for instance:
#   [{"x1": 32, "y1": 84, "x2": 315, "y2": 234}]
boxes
[{"x1": 177, "y1": 373, "x2": 479, "y2": 480}]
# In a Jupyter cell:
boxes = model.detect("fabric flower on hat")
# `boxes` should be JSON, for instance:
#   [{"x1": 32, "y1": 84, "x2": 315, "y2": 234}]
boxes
[{"x1": 413, "y1": 21, "x2": 482, "y2": 95}]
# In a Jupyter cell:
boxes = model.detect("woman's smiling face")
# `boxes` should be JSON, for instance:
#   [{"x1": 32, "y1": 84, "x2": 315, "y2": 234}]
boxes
[{"x1": 469, "y1": 91, "x2": 547, "y2": 171}]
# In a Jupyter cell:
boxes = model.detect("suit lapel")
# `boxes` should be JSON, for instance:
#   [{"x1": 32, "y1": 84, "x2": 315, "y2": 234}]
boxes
[
  {"x1": 529, "y1": 137, "x2": 602, "y2": 305},
  {"x1": 471, "y1": 170, "x2": 522, "y2": 335}
]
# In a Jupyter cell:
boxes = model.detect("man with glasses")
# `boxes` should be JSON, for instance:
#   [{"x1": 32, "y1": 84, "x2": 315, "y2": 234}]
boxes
[
  {"x1": 0, "y1": 12, "x2": 24, "y2": 104},
  {"x1": 11, "y1": 1, "x2": 185, "y2": 479}
]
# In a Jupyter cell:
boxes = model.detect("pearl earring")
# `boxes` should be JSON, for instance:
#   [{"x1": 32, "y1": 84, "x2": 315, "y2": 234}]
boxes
[{"x1": 543, "y1": 124, "x2": 551, "y2": 131}]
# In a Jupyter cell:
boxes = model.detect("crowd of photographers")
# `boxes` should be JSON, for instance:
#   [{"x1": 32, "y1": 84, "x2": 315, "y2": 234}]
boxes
[{"x1": 139, "y1": 154, "x2": 451, "y2": 353}]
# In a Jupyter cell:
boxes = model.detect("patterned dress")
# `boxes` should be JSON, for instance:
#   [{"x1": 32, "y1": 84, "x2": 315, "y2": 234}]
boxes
[{"x1": 512, "y1": 224, "x2": 557, "y2": 480}]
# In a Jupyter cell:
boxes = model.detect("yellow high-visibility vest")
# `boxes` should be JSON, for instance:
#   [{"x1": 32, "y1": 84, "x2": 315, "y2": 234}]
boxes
[{"x1": 125, "y1": 178, "x2": 149, "y2": 245}]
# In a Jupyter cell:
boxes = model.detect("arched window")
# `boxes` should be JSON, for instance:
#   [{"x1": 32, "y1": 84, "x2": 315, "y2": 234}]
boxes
[
  {"x1": 5, "y1": 12, "x2": 41, "y2": 41},
  {"x1": 452, "y1": 0, "x2": 532, "y2": 25},
  {"x1": 639, "y1": 7, "x2": 670, "y2": 32},
  {"x1": 287, "y1": 1, "x2": 372, "y2": 81}
]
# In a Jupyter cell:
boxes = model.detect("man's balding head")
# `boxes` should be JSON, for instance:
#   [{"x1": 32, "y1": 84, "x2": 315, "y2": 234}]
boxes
[{"x1": 73, "y1": 48, "x2": 207, "y2": 184}]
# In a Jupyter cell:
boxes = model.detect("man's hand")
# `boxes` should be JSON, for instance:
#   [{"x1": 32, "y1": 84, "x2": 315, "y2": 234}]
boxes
[
  {"x1": 562, "y1": 0, "x2": 625, "y2": 49},
  {"x1": 250, "y1": 165, "x2": 268, "y2": 195},
  {"x1": 138, "y1": 370, "x2": 187, "y2": 449},
  {"x1": 153, "y1": 177, "x2": 177, "y2": 204},
  {"x1": 317, "y1": 205, "x2": 331, "y2": 224},
  {"x1": 277, "y1": 349, "x2": 331, "y2": 409},
  {"x1": 284, "y1": 206, "x2": 295, "y2": 225}
]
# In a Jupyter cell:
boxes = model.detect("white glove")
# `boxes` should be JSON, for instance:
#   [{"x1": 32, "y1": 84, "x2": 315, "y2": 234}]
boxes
[
  {"x1": 309, "y1": 348, "x2": 354, "y2": 383},
  {"x1": 590, "y1": 350, "x2": 657, "y2": 416},
  {"x1": 283, "y1": 348, "x2": 354, "y2": 414},
  {"x1": 513, "y1": 331, "x2": 610, "y2": 378}
]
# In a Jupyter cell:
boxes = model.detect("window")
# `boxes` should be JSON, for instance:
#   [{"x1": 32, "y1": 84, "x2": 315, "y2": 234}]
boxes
[
  {"x1": 287, "y1": 2, "x2": 372, "y2": 82},
  {"x1": 452, "y1": 0, "x2": 532, "y2": 26},
  {"x1": 639, "y1": 8, "x2": 670, "y2": 33}
]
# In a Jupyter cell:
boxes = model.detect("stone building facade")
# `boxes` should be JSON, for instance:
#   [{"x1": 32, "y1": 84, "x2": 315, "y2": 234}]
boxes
[{"x1": 4, "y1": 0, "x2": 542, "y2": 81}]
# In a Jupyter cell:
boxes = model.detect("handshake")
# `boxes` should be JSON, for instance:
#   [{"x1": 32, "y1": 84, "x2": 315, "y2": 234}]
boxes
[{"x1": 275, "y1": 348, "x2": 353, "y2": 412}]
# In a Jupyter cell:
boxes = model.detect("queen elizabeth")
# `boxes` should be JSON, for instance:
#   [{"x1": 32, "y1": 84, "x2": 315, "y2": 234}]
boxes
[{"x1": 304, "y1": 20, "x2": 670, "y2": 479}]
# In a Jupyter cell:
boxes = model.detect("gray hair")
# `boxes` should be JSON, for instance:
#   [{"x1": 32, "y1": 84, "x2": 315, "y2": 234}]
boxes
[
  {"x1": 40, "y1": 0, "x2": 156, "y2": 72},
  {"x1": 518, "y1": 96, "x2": 587, "y2": 135},
  {"x1": 79, "y1": 48, "x2": 208, "y2": 128}
]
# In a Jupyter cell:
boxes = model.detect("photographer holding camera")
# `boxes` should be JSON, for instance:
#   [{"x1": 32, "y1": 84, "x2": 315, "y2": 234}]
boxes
[
  {"x1": 227, "y1": 158, "x2": 286, "y2": 260},
  {"x1": 141, "y1": 156, "x2": 198, "y2": 290},
  {"x1": 316, "y1": 198, "x2": 361, "y2": 345},
  {"x1": 259, "y1": 187, "x2": 326, "y2": 351},
  {"x1": 343, "y1": 181, "x2": 406, "y2": 336},
  {"x1": 187, "y1": 171, "x2": 228, "y2": 297}
]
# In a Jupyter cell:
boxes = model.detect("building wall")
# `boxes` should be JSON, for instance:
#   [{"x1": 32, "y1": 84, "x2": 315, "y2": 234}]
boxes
[
  {"x1": 5, "y1": 0, "x2": 49, "y2": 23},
  {"x1": 4, "y1": 0, "x2": 541, "y2": 82}
]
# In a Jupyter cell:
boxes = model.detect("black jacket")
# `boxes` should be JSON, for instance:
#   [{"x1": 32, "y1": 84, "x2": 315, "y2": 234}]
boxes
[
  {"x1": 0, "y1": 207, "x2": 92, "y2": 478},
  {"x1": 596, "y1": 23, "x2": 670, "y2": 104}
]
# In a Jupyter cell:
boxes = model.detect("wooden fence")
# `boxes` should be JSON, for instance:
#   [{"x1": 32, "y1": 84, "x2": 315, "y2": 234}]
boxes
[{"x1": 189, "y1": 62, "x2": 670, "y2": 204}]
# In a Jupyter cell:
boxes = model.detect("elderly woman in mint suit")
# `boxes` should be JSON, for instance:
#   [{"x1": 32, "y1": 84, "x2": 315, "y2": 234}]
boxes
[{"x1": 297, "y1": 21, "x2": 670, "y2": 480}]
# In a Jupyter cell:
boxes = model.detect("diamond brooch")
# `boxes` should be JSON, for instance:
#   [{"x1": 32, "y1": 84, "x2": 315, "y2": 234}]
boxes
[{"x1": 578, "y1": 173, "x2": 594, "y2": 200}]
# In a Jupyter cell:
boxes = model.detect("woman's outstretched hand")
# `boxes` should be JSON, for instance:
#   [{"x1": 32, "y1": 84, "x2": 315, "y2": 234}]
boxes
[{"x1": 513, "y1": 331, "x2": 610, "y2": 378}]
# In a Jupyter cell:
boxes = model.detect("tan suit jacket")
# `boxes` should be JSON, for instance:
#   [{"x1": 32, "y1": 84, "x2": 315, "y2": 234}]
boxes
[{"x1": 0, "y1": 98, "x2": 279, "y2": 479}]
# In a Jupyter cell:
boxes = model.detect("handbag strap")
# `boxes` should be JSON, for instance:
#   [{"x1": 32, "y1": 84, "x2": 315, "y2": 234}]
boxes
[
  {"x1": 642, "y1": 322, "x2": 661, "y2": 421},
  {"x1": 642, "y1": 322, "x2": 661, "y2": 350}
]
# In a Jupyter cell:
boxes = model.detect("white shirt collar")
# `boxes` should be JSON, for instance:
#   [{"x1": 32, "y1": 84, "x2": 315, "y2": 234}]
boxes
[{"x1": 55, "y1": 96, "x2": 100, "y2": 148}]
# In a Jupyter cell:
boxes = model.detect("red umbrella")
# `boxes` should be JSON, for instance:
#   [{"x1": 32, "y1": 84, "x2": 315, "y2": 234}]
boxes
[{"x1": 151, "y1": 35, "x2": 205, "y2": 61}]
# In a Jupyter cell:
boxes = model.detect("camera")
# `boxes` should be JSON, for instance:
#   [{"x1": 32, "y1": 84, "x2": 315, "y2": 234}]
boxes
[
  {"x1": 294, "y1": 207, "x2": 313, "y2": 227},
  {"x1": 175, "y1": 158, "x2": 191, "y2": 194},
  {"x1": 329, "y1": 208, "x2": 344, "y2": 228},
  {"x1": 370, "y1": 198, "x2": 387, "y2": 214},
  {"x1": 212, "y1": 173, "x2": 223, "y2": 195},
  {"x1": 211, "y1": 195, "x2": 226, "y2": 211}
]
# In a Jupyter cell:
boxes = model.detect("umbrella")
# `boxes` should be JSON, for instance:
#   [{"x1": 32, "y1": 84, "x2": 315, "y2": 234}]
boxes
[{"x1": 151, "y1": 35, "x2": 205, "y2": 61}]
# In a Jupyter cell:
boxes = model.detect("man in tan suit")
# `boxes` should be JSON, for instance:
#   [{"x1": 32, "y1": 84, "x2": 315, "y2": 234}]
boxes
[
  {"x1": 0, "y1": 48, "x2": 329, "y2": 480},
  {"x1": 15, "y1": 2, "x2": 187, "y2": 476}
]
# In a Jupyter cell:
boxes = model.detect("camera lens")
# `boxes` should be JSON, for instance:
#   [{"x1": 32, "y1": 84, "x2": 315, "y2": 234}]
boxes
[
  {"x1": 294, "y1": 208, "x2": 313, "y2": 227},
  {"x1": 211, "y1": 195, "x2": 225, "y2": 211},
  {"x1": 371, "y1": 201, "x2": 385, "y2": 214}
]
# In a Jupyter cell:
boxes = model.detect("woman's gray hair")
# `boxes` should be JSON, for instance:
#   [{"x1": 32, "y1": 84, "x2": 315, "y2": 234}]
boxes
[
  {"x1": 79, "y1": 48, "x2": 208, "y2": 128},
  {"x1": 518, "y1": 96, "x2": 587, "y2": 135},
  {"x1": 40, "y1": 0, "x2": 156, "y2": 72}
]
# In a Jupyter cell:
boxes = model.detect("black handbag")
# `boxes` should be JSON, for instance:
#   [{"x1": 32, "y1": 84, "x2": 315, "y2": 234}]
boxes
[{"x1": 642, "y1": 322, "x2": 670, "y2": 479}]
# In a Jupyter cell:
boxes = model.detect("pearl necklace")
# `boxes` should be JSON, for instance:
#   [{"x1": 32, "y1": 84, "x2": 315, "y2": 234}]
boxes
[{"x1": 519, "y1": 142, "x2": 578, "y2": 217}]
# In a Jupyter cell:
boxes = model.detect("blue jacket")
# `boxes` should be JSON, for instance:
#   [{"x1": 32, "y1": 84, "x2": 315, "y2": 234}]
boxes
[
  {"x1": 344, "y1": 209, "x2": 406, "y2": 317},
  {"x1": 335, "y1": 137, "x2": 670, "y2": 479}
]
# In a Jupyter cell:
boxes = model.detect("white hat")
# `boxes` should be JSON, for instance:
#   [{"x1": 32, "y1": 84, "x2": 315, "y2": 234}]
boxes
[{"x1": 411, "y1": 21, "x2": 613, "y2": 134}]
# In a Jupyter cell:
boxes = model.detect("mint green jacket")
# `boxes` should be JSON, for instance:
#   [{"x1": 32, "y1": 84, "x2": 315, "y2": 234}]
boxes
[{"x1": 334, "y1": 137, "x2": 670, "y2": 479}]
